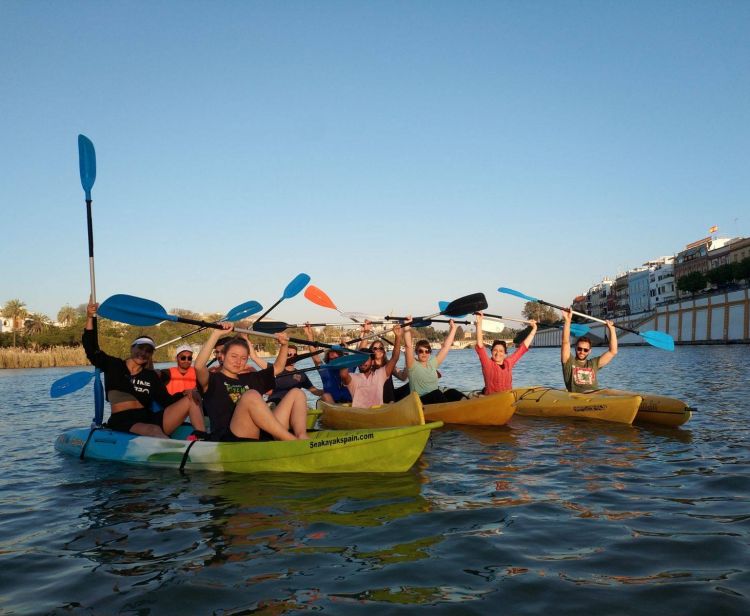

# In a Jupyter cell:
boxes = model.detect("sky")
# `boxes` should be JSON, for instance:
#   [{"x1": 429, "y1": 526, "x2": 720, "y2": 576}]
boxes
[{"x1": 1, "y1": 1, "x2": 748, "y2": 326}]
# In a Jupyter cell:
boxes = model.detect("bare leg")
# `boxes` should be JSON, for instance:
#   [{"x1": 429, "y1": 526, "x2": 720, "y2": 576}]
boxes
[
  {"x1": 130, "y1": 423, "x2": 168, "y2": 438},
  {"x1": 162, "y1": 396, "x2": 205, "y2": 435},
  {"x1": 238, "y1": 390, "x2": 297, "y2": 441},
  {"x1": 274, "y1": 389, "x2": 310, "y2": 439}
]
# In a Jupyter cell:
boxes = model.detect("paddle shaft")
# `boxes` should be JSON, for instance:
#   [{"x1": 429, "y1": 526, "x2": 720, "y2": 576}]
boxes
[{"x1": 533, "y1": 298, "x2": 642, "y2": 336}]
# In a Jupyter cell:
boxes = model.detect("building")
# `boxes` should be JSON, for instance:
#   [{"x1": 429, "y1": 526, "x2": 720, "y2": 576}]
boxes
[
  {"x1": 729, "y1": 237, "x2": 750, "y2": 265},
  {"x1": 649, "y1": 256, "x2": 676, "y2": 307},
  {"x1": 675, "y1": 237, "x2": 734, "y2": 296},
  {"x1": 627, "y1": 268, "x2": 650, "y2": 315},
  {"x1": 587, "y1": 279, "x2": 613, "y2": 318},
  {"x1": 612, "y1": 273, "x2": 630, "y2": 317}
]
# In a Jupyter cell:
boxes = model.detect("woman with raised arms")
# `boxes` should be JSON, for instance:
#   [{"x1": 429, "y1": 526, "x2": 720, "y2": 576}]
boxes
[{"x1": 195, "y1": 325, "x2": 309, "y2": 442}]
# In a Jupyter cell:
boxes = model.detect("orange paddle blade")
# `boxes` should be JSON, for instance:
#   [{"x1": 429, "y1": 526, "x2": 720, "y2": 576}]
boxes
[{"x1": 304, "y1": 285, "x2": 337, "y2": 310}]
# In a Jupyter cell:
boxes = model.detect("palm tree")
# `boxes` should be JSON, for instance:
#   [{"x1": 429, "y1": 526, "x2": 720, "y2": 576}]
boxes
[
  {"x1": 24, "y1": 312, "x2": 52, "y2": 337},
  {"x1": 2, "y1": 299, "x2": 27, "y2": 346},
  {"x1": 57, "y1": 305, "x2": 79, "y2": 327}
]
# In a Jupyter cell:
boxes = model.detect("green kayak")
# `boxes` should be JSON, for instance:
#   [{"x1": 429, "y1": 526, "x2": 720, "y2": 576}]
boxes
[{"x1": 54, "y1": 421, "x2": 442, "y2": 473}]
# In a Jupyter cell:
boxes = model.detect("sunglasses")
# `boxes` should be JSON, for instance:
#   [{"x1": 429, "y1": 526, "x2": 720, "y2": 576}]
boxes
[
  {"x1": 417, "y1": 348, "x2": 431, "y2": 355},
  {"x1": 371, "y1": 346, "x2": 385, "y2": 351},
  {"x1": 178, "y1": 355, "x2": 192, "y2": 361},
  {"x1": 576, "y1": 347, "x2": 591, "y2": 353}
]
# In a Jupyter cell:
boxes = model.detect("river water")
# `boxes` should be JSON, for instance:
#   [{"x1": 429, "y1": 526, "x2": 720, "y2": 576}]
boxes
[{"x1": 0, "y1": 346, "x2": 748, "y2": 614}]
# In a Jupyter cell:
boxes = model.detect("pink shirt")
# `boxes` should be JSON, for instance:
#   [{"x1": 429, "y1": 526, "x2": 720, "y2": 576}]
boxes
[
  {"x1": 347, "y1": 367, "x2": 389, "y2": 407},
  {"x1": 474, "y1": 343, "x2": 528, "y2": 394}
]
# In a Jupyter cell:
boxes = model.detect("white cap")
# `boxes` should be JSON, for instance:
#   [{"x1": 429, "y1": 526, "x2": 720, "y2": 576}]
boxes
[
  {"x1": 175, "y1": 344, "x2": 193, "y2": 357},
  {"x1": 131, "y1": 336, "x2": 155, "y2": 348}
]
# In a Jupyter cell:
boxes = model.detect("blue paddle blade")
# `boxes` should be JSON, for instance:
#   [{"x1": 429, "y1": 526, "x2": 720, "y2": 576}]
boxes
[
  {"x1": 98, "y1": 294, "x2": 174, "y2": 326},
  {"x1": 640, "y1": 330, "x2": 675, "y2": 351},
  {"x1": 283, "y1": 273, "x2": 311, "y2": 299},
  {"x1": 498, "y1": 287, "x2": 539, "y2": 303},
  {"x1": 78, "y1": 134, "x2": 96, "y2": 200},
  {"x1": 50, "y1": 371, "x2": 94, "y2": 398},
  {"x1": 326, "y1": 354, "x2": 365, "y2": 369},
  {"x1": 225, "y1": 300, "x2": 262, "y2": 321},
  {"x1": 93, "y1": 370, "x2": 105, "y2": 425},
  {"x1": 569, "y1": 323, "x2": 590, "y2": 337}
]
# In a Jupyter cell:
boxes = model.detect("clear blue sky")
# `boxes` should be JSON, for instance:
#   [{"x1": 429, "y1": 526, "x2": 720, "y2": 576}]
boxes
[{"x1": 2, "y1": 1, "x2": 748, "y2": 325}]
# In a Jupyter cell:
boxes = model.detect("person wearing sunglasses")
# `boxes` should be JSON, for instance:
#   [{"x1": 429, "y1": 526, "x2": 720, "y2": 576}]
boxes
[
  {"x1": 339, "y1": 325, "x2": 403, "y2": 407},
  {"x1": 561, "y1": 307, "x2": 618, "y2": 393},
  {"x1": 403, "y1": 317, "x2": 466, "y2": 404},
  {"x1": 159, "y1": 344, "x2": 198, "y2": 395},
  {"x1": 474, "y1": 312, "x2": 537, "y2": 394},
  {"x1": 82, "y1": 299, "x2": 206, "y2": 438}
]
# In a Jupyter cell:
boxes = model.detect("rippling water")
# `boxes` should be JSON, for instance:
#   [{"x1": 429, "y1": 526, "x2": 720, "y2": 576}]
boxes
[{"x1": 1, "y1": 346, "x2": 749, "y2": 614}]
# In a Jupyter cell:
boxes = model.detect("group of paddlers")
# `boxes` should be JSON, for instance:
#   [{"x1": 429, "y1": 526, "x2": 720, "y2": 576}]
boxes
[{"x1": 83, "y1": 299, "x2": 618, "y2": 443}]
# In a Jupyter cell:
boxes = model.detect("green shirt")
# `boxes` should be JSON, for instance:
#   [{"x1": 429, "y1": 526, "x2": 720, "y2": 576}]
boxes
[
  {"x1": 562, "y1": 355, "x2": 601, "y2": 393},
  {"x1": 408, "y1": 356, "x2": 439, "y2": 396}
]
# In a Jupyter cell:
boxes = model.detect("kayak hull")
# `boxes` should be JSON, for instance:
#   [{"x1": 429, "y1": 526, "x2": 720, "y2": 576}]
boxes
[
  {"x1": 422, "y1": 391, "x2": 516, "y2": 426},
  {"x1": 54, "y1": 421, "x2": 442, "y2": 474},
  {"x1": 513, "y1": 387, "x2": 641, "y2": 425},
  {"x1": 319, "y1": 392, "x2": 425, "y2": 429},
  {"x1": 594, "y1": 389, "x2": 693, "y2": 427}
]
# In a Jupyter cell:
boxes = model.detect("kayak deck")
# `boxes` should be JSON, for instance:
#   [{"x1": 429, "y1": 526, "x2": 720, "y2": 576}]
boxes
[
  {"x1": 319, "y1": 392, "x2": 425, "y2": 429},
  {"x1": 513, "y1": 386, "x2": 641, "y2": 425}
]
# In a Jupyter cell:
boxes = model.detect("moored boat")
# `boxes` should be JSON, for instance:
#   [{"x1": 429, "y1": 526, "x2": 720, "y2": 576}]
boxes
[
  {"x1": 318, "y1": 392, "x2": 425, "y2": 429},
  {"x1": 422, "y1": 391, "x2": 516, "y2": 426},
  {"x1": 55, "y1": 420, "x2": 442, "y2": 474},
  {"x1": 512, "y1": 386, "x2": 641, "y2": 425},
  {"x1": 594, "y1": 389, "x2": 693, "y2": 427}
]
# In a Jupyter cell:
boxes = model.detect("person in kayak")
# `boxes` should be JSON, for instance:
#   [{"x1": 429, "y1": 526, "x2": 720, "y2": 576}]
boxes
[
  {"x1": 561, "y1": 307, "x2": 618, "y2": 393},
  {"x1": 82, "y1": 301, "x2": 206, "y2": 438},
  {"x1": 159, "y1": 344, "x2": 198, "y2": 395},
  {"x1": 356, "y1": 320, "x2": 410, "y2": 403},
  {"x1": 403, "y1": 317, "x2": 466, "y2": 404},
  {"x1": 474, "y1": 312, "x2": 538, "y2": 394},
  {"x1": 303, "y1": 324, "x2": 352, "y2": 404},
  {"x1": 339, "y1": 325, "x2": 403, "y2": 407},
  {"x1": 195, "y1": 325, "x2": 309, "y2": 442},
  {"x1": 265, "y1": 344, "x2": 325, "y2": 406}
]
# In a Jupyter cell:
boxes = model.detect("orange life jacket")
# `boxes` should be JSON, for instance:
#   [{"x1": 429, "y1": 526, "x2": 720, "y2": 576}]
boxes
[{"x1": 166, "y1": 366, "x2": 197, "y2": 395}]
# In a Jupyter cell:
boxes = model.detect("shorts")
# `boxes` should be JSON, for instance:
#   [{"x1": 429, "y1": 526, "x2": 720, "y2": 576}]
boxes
[{"x1": 106, "y1": 408, "x2": 165, "y2": 433}]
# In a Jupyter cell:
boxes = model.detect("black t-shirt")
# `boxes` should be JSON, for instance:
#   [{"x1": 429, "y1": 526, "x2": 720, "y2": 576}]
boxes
[
  {"x1": 82, "y1": 329, "x2": 180, "y2": 410},
  {"x1": 267, "y1": 370, "x2": 314, "y2": 404},
  {"x1": 203, "y1": 366, "x2": 276, "y2": 439}
]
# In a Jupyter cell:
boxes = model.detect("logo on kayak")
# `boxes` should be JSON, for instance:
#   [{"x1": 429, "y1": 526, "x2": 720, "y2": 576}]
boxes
[
  {"x1": 309, "y1": 433, "x2": 375, "y2": 449},
  {"x1": 572, "y1": 405, "x2": 607, "y2": 412}
]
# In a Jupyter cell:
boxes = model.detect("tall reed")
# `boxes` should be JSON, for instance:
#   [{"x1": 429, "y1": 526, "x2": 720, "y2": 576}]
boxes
[{"x1": 0, "y1": 347, "x2": 88, "y2": 369}]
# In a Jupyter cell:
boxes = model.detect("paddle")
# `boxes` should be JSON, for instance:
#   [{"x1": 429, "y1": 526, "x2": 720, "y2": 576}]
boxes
[
  {"x1": 253, "y1": 320, "x2": 385, "y2": 334},
  {"x1": 78, "y1": 134, "x2": 105, "y2": 426},
  {"x1": 498, "y1": 287, "x2": 674, "y2": 351},
  {"x1": 286, "y1": 352, "x2": 365, "y2": 376},
  {"x1": 97, "y1": 294, "x2": 368, "y2": 355},
  {"x1": 253, "y1": 273, "x2": 310, "y2": 325},
  {"x1": 155, "y1": 300, "x2": 263, "y2": 349},
  {"x1": 480, "y1": 311, "x2": 590, "y2": 337},
  {"x1": 50, "y1": 371, "x2": 95, "y2": 398}
]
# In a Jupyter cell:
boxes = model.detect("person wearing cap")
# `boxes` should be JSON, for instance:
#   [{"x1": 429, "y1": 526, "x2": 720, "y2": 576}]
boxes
[
  {"x1": 159, "y1": 344, "x2": 198, "y2": 395},
  {"x1": 303, "y1": 323, "x2": 352, "y2": 404},
  {"x1": 82, "y1": 299, "x2": 206, "y2": 438},
  {"x1": 339, "y1": 324, "x2": 402, "y2": 407}
]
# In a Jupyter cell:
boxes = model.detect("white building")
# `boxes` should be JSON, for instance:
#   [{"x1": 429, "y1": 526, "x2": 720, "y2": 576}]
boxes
[{"x1": 648, "y1": 256, "x2": 676, "y2": 307}]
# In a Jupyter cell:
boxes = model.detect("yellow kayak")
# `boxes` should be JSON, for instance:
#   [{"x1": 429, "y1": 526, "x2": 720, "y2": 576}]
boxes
[
  {"x1": 319, "y1": 392, "x2": 425, "y2": 430},
  {"x1": 513, "y1": 386, "x2": 641, "y2": 425},
  {"x1": 422, "y1": 391, "x2": 516, "y2": 426},
  {"x1": 595, "y1": 389, "x2": 693, "y2": 427}
]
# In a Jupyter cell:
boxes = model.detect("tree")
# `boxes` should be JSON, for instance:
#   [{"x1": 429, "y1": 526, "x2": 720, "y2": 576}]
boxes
[
  {"x1": 24, "y1": 313, "x2": 52, "y2": 337},
  {"x1": 706, "y1": 264, "x2": 734, "y2": 288},
  {"x1": 57, "y1": 305, "x2": 79, "y2": 326},
  {"x1": 2, "y1": 299, "x2": 27, "y2": 347},
  {"x1": 736, "y1": 257, "x2": 750, "y2": 281},
  {"x1": 522, "y1": 301, "x2": 557, "y2": 324},
  {"x1": 677, "y1": 272, "x2": 706, "y2": 296}
]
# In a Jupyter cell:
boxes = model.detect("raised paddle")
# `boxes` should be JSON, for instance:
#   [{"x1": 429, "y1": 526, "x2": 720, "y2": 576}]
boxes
[
  {"x1": 97, "y1": 294, "x2": 368, "y2": 355},
  {"x1": 253, "y1": 273, "x2": 310, "y2": 324},
  {"x1": 498, "y1": 287, "x2": 674, "y2": 351},
  {"x1": 78, "y1": 134, "x2": 105, "y2": 426},
  {"x1": 286, "y1": 352, "x2": 365, "y2": 376},
  {"x1": 155, "y1": 300, "x2": 263, "y2": 349},
  {"x1": 479, "y1": 312, "x2": 590, "y2": 337}
]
